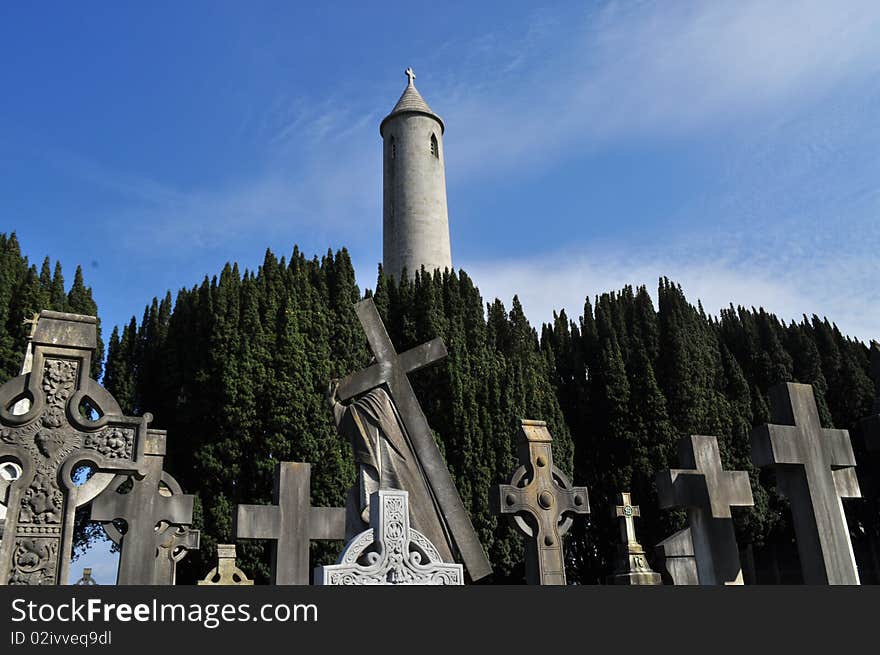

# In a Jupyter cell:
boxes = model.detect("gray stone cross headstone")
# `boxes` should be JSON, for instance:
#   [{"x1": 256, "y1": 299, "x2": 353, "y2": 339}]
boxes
[
  {"x1": 235, "y1": 461, "x2": 345, "y2": 585},
  {"x1": 0, "y1": 311, "x2": 149, "y2": 585},
  {"x1": 752, "y1": 382, "x2": 861, "y2": 584},
  {"x1": 656, "y1": 435, "x2": 754, "y2": 585},
  {"x1": 316, "y1": 489, "x2": 463, "y2": 585},
  {"x1": 199, "y1": 544, "x2": 253, "y2": 586},
  {"x1": 335, "y1": 298, "x2": 492, "y2": 581},
  {"x1": 607, "y1": 492, "x2": 661, "y2": 585},
  {"x1": 495, "y1": 419, "x2": 589, "y2": 585},
  {"x1": 91, "y1": 429, "x2": 198, "y2": 585}
]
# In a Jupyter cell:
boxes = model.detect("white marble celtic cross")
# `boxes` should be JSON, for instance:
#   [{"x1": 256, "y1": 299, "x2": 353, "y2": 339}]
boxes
[{"x1": 316, "y1": 489, "x2": 463, "y2": 585}]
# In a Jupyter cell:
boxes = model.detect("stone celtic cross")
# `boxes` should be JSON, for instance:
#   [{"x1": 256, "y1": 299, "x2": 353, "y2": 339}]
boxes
[
  {"x1": 752, "y1": 382, "x2": 861, "y2": 584},
  {"x1": 199, "y1": 544, "x2": 253, "y2": 586},
  {"x1": 608, "y1": 492, "x2": 661, "y2": 585},
  {"x1": 0, "y1": 311, "x2": 149, "y2": 585},
  {"x1": 236, "y1": 462, "x2": 345, "y2": 585},
  {"x1": 495, "y1": 419, "x2": 589, "y2": 585},
  {"x1": 656, "y1": 435, "x2": 754, "y2": 585},
  {"x1": 91, "y1": 429, "x2": 198, "y2": 585},
  {"x1": 336, "y1": 298, "x2": 491, "y2": 580},
  {"x1": 316, "y1": 489, "x2": 463, "y2": 585}
]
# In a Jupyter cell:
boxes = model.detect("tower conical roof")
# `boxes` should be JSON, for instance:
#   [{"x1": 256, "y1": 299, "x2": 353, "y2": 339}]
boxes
[{"x1": 380, "y1": 68, "x2": 444, "y2": 135}]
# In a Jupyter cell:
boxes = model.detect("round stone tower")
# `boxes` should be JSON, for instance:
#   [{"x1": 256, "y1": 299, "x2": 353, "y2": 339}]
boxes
[{"x1": 380, "y1": 68, "x2": 452, "y2": 280}]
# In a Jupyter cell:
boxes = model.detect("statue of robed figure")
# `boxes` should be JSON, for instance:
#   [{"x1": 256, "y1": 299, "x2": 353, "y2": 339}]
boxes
[
  {"x1": 325, "y1": 299, "x2": 492, "y2": 581},
  {"x1": 328, "y1": 383, "x2": 454, "y2": 563}
]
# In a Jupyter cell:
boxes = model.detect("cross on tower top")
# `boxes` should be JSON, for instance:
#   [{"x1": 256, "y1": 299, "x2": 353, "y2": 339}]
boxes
[{"x1": 405, "y1": 67, "x2": 416, "y2": 86}]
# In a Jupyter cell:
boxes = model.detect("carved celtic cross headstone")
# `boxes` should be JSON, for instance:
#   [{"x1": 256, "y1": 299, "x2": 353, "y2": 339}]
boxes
[
  {"x1": 495, "y1": 419, "x2": 589, "y2": 585},
  {"x1": 656, "y1": 435, "x2": 754, "y2": 585},
  {"x1": 607, "y1": 492, "x2": 661, "y2": 585},
  {"x1": 752, "y1": 382, "x2": 861, "y2": 584},
  {"x1": 335, "y1": 298, "x2": 491, "y2": 581},
  {"x1": 199, "y1": 544, "x2": 253, "y2": 585},
  {"x1": 235, "y1": 462, "x2": 345, "y2": 585},
  {"x1": 316, "y1": 489, "x2": 463, "y2": 585},
  {"x1": 91, "y1": 429, "x2": 198, "y2": 585},
  {"x1": 0, "y1": 311, "x2": 149, "y2": 585}
]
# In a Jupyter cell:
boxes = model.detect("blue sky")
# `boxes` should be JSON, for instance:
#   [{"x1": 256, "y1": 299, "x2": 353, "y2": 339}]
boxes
[
  {"x1": 2, "y1": 0, "x2": 879, "y2": 583},
  {"x1": 3, "y1": 1, "x2": 879, "y2": 343}
]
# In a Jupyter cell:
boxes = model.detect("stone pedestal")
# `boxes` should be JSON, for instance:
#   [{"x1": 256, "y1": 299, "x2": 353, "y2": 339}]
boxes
[{"x1": 655, "y1": 528, "x2": 699, "y2": 586}]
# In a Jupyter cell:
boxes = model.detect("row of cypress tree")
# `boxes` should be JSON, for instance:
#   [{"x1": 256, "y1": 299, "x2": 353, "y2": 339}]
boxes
[{"x1": 1, "y1": 232, "x2": 877, "y2": 583}]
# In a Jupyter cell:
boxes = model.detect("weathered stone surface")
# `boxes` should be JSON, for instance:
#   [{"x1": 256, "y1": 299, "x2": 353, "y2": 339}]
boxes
[
  {"x1": 607, "y1": 492, "x2": 661, "y2": 585},
  {"x1": 199, "y1": 544, "x2": 253, "y2": 586},
  {"x1": 655, "y1": 528, "x2": 699, "y2": 586},
  {"x1": 0, "y1": 311, "x2": 150, "y2": 585},
  {"x1": 316, "y1": 489, "x2": 463, "y2": 585},
  {"x1": 657, "y1": 435, "x2": 754, "y2": 585},
  {"x1": 74, "y1": 567, "x2": 97, "y2": 585},
  {"x1": 381, "y1": 68, "x2": 452, "y2": 280},
  {"x1": 495, "y1": 419, "x2": 589, "y2": 585},
  {"x1": 332, "y1": 298, "x2": 491, "y2": 581},
  {"x1": 92, "y1": 429, "x2": 198, "y2": 585},
  {"x1": 235, "y1": 462, "x2": 345, "y2": 585},
  {"x1": 752, "y1": 382, "x2": 861, "y2": 584}
]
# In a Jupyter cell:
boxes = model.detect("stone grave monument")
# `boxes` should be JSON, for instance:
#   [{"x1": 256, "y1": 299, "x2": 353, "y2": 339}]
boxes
[
  {"x1": 656, "y1": 435, "x2": 754, "y2": 585},
  {"x1": 654, "y1": 528, "x2": 699, "y2": 585},
  {"x1": 606, "y1": 492, "x2": 661, "y2": 585},
  {"x1": 752, "y1": 382, "x2": 861, "y2": 584},
  {"x1": 494, "y1": 419, "x2": 589, "y2": 585},
  {"x1": 0, "y1": 311, "x2": 151, "y2": 585},
  {"x1": 74, "y1": 567, "x2": 97, "y2": 585},
  {"x1": 316, "y1": 489, "x2": 463, "y2": 585},
  {"x1": 328, "y1": 297, "x2": 491, "y2": 581},
  {"x1": 199, "y1": 544, "x2": 253, "y2": 585},
  {"x1": 236, "y1": 461, "x2": 345, "y2": 584},
  {"x1": 91, "y1": 429, "x2": 199, "y2": 585}
]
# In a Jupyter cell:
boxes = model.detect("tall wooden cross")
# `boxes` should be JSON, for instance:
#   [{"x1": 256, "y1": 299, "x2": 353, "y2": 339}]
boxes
[
  {"x1": 657, "y1": 435, "x2": 754, "y2": 585},
  {"x1": 0, "y1": 310, "x2": 149, "y2": 585},
  {"x1": 336, "y1": 298, "x2": 492, "y2": 580},
  {"x1": 495, "y1": 419, "x2": 589, "y2": 585},
  {"x1": 752, "y1": 382, "x2": 861, "y2": 584},
  {"x1": 235, "y1": 461, "x2": 345, "y2": 585},
  {"x1": 91, "y1": 429, "x2": 197, "y2": 585}
]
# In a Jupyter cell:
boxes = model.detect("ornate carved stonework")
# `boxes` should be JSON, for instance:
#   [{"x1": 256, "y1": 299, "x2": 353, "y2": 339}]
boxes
[
  {"x1": 316, "y1": 489, "x2": 463, "y2": 585},
  {"x1": 0, "y1": 311, "x2": 148, "y2": 585}
]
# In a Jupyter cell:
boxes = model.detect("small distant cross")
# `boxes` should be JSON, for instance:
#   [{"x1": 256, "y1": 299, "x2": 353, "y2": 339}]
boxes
[
  {"x1": 405, "y1": 67, "x2": 416, "y2": 85},
  {"x1": 615, "y1": 492, "x2": 641, "y2": 546}
]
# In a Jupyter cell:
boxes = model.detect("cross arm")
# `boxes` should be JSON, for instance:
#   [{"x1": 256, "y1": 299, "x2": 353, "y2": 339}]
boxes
[
  {"x1": 158, "y1": 494, "x2": 195, "y2": 526},
  {"x1": 235, "y1": 504, "x2": 281, "y2": 540},
  {"x1": 824, "y1": 428, "x2": 856, "y2": 468},
  {"x1": 309, "y1": 507, "x2": 346, "y2": 540},
  {"x1": 751, "y1": 424, "x2": 802, "y2": 466},
  {"x1": 656, "y1": 469, "x2": 708, "y2": 511},
  {"x1": 90, "y1": 488, "x2": 133, "y2": 523}
]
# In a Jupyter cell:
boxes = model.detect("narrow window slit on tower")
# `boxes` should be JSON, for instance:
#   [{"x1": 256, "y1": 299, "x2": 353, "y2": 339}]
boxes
[
  {"x1": 391, "y1": 137, "x2": 396, "y2": 159},
  {"x1": 430, "y1": 134, "x2": 438, "y2": 158}
]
